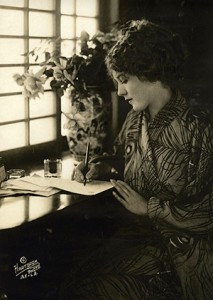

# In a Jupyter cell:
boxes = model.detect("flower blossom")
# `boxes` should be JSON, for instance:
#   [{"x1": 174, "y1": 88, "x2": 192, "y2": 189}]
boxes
[{"x1": 13, "y1": 67, "x2": 46, "y2": 99}]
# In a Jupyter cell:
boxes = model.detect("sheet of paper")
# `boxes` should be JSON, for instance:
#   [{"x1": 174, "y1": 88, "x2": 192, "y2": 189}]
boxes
[
  {"x1": 20, "y1": 176, "x2": 113, "y2": 196},
  {"x1": 0, "y1": 177, "x2": 60, "y2": 197},
  {"x1": 0, "y1": 188, "x2": 60, "y2": 197},
  {"x1": 2, "y1": 178, "x2": 52, "y2": 191}
]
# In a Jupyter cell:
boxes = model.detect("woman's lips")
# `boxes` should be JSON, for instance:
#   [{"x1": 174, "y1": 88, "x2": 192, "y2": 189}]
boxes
[{"x1": 125, "y1": 98, "x2": 132, "y2": 103}]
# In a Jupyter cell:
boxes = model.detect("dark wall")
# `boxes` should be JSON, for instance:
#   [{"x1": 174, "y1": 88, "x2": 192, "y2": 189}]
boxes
[{"x1": 116, "y1": 0, "x2": 213, "y2": 129}]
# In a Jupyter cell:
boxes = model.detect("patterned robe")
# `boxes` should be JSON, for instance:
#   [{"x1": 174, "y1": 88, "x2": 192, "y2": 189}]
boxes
[{"x1": 61, "y1": 92, "x2": 213, "y2": 300}]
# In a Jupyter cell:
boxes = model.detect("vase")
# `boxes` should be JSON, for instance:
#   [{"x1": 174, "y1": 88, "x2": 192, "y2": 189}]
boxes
[{"x1": 61, "y1": 86, "x2": 111, "y2": 161}]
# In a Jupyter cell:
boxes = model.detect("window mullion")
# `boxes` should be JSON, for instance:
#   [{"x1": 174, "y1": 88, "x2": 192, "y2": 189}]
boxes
[{"x1": 24, "y1": 0, "x2": 30, "y2": 146}]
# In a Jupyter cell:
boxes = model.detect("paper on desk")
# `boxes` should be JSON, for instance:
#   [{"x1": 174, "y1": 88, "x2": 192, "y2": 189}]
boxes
[
  {"x1": 1, "y1": 177, "x2": 60, "y2": 197},
  {"x1": 20, "y1": 176, "x2": 113, "y2": 195},
  {"x1": 0, "y1": 188, "x2": 60, "y2": 197}
]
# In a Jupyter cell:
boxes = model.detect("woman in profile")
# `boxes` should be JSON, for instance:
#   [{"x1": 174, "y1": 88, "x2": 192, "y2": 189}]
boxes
[{"x1": 61, "y1": 19, "x2": 213, "y2": 300}]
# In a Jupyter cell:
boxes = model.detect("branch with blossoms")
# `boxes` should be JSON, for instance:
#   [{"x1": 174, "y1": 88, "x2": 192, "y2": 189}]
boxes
[{"x1": 13, "y1": 30, "x2": 117, "y2": 100}]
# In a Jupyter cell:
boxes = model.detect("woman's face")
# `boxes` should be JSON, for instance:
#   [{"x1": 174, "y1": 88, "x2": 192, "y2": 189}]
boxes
[{"x1": 112, "y1": 71, "x2": 163, "y2": 112}]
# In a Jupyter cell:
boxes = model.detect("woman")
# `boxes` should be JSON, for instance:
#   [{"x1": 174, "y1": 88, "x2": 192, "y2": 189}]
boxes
[{"x1": 61, "y1": 19, "x2": 213, "y2": 300}]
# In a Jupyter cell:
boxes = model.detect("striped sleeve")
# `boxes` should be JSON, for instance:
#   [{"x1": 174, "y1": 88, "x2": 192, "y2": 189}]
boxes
[{"x1": 148, "y1": 122, "x2": 213, "y2": 235}]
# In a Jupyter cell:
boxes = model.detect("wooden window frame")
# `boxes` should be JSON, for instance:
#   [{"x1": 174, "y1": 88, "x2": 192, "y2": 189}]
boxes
[{"x1": 0, "y1": 0, "x2": 105, "y2": 169}]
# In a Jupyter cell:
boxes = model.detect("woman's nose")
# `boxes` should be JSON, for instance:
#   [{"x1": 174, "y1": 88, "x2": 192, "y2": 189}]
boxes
[{"x1": 117, "y1": 84, "x2": 127, "y2": 97}]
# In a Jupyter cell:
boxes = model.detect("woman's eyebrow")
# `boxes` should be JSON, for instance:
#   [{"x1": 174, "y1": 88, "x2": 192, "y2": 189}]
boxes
[
  {"x1": 117, "y1": 72, "x2": 124, "y2": 78},
  {"x1": 117, "y1": 73, "x2": 127, "y2": 81}
]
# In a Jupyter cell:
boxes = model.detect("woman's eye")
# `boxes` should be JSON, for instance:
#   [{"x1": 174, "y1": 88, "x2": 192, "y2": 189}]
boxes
[{"x1": 118, "y1": 75, "x2": 128, "y2": 84}]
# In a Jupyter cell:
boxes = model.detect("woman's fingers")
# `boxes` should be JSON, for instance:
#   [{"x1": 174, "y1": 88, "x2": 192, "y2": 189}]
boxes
[
  {"x1": 110, "y1": 180, "x2": 130, "y2": 199},
  {"x1": 74, "y1": 162, "x2": 100, "y2": 182},
  {"x1": 111, "y1": 180, "x2": 148, "y2": 216},
  {"x1": 116, "y1": 180, "x2": 134, "y2": 193},
  {"x1": 111, "y1": 179, "x2": 134, "y2": 198},
  {"x1": 74, "y1": 167, "x2": 84, "y2": 182},
  {"x1": 112, "y1": 191, "x2": 128, "y2": 205},
  {"x1": 86, "y1": 163, "x2": 99, "y2": 180}
]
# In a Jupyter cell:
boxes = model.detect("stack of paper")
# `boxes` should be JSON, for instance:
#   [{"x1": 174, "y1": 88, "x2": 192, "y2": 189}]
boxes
[
  {"x1": 0, "y1": 175, "x2": 113, "y2": 197},
  {"x1": 0, "y1": 175, "x2": 60, "y2": 197}
]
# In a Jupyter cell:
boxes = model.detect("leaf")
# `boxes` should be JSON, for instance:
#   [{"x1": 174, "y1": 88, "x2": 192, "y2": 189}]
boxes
[
  {"x1": 21, "y1": 50, "x2": 34, "y2": 57},
  {"x1": 45, "y1": 52, "x2": 51, "y2": 60},
  {"x1": 59, "y1": 57, "x2": 68, "y2": 68},
  {"x1": 80, "y1": 30, "x2": 90, "y2": 42}
]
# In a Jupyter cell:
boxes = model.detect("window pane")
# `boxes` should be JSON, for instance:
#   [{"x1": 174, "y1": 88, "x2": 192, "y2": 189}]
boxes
[
  {"x1": 0, "y1": 9, "x2": 24, "y2": 35},
  {"x1": 29, "y1": 0, "x2": 56, "y2": 10},
  {"x1": 61, "y1": 16, "x2": 75, "y2": 39},
  {"x1": 29, "y1": 12, "x2": 55, "y2": 37},
  {"x1": 30, "y1": 117, "x2": 57, "y2": 144},
  {"x1": 30, "y1": 92, "x2": 56, "y2": 118},
  {"x1": 0, "y1": 67, "x2": 25, "y2": 94},
  {"x1": 61, "y1": 40, "x2": 75, "y2": 57},
  {"x1": 0, "y1": 38, "x2": 25, "y2": 64},
  {"x1": 0, "y1": 122, "x2": 26, "y2": 151},
  {"x1": 0, "y1": 0, "x2": 24, "y2": 7},
  {"x1": 76, "y1": 17, "x2": 98, "y2": 38},
  {"x1": 0, "y1": 95, "x2": 26, "y2": 122},
  {"x1": 29, "y1": 39, "x2": 55, "y2": 64},
  {"x1": 76, "y1": 0, "x2": 98, "y2": 17},
  {"x1": 61, "y1": 0, "x2": 74, "y2": 14}
]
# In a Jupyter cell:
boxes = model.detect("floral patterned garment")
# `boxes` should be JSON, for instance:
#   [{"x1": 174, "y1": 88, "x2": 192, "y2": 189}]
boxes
[
  {"x1": 61, "y1": 92, "x2": 213, "y2": 300},
  {"x1": 113, "y1": 91, "x2": 213, "y2": 299}
]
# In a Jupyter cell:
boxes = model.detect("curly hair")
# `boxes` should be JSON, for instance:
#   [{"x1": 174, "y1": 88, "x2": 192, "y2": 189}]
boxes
[{"x1": 105, "y1": 19, "x2": 188, "y2": 88}]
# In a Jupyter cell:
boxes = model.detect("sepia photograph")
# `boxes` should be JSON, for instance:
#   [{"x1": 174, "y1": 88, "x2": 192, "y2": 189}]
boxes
[{"x1": 0, "y1": 0, "x2": 213, "y2": 299}]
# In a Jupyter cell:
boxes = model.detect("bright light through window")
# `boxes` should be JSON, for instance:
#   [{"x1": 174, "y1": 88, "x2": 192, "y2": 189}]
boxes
[
  {"x1": 30, "y1": 117, "x2": 57, "y2": 145},
  {"x1": 0, "y1": 0, "x2": 24, "y2": 7},
  {"x1": 76, "y1": 17, "x2": 98, "y2": 38},
  {"x1": 76, "y1": 0, "x2": 98, "y2": 17},
  {"x1": 0, "y1": 9, "x2": 24, "y2": 35},
  {"x1": 0, "y1": 0, "x2": 100, "y2": 153},
  {"x1": 0, "y1": 95, "x2": 26, "y2": 122},
  {"x1": 0, "y1": 67, "x2": 25, "y2": 94},
  {"x1": 29, "y1": 12, "x2": 55, "y2": 37},
  {"x1": 29, "y1": 0, "x2": 56, "y2": 10},
  {"x1": 0, "y1": 39, "x2": 25, "y2": 64},
  {"x1": 61, "y1": 0, "x2": 74, "y2": 14},
  {"x1": 0, "y1": 122, "x2": 27, "y2": 151},
  {"x1": 61, "y1": 16, "x2": 75, "y2": 39},
  {"x1": 30, "y1": 92, "x2": 56, "y2": 118}
]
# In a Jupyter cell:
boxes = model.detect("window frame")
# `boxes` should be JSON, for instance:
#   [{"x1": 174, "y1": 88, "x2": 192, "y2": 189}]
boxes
[{"x1": 0, "y1": 0, "x2": 103, "y2": 168}]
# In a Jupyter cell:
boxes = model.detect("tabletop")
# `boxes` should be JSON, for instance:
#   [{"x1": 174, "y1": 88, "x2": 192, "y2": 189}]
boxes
[
  {"x1": 0, "y1": 153, "x2": 129, "y2": 300},
  {"x1": 0, "y1": 193, "x2": 89, "y2": 230},
  {"x1": 0, "y1": 152, "x2": 86, "y2": 230}
]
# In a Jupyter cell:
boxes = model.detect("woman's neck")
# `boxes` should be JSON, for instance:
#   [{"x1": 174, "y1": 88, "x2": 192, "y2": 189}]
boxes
[{"x1": 148, "y1": 83, "x2": 172, "y2": 121}]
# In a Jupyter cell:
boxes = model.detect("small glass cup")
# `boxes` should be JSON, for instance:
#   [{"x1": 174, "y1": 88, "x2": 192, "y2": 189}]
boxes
[
  {"x1": 44, "y1": 159, "x2": 62, "y2": 178},
  {"x1": 7, "y1": 169, "x2": 25, "y2": 179}
]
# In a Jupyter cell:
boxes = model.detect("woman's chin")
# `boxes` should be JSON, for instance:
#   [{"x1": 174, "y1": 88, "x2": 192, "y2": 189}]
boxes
[{"x1": 132, "y1": 105, "x2": 141, "y2": 112}]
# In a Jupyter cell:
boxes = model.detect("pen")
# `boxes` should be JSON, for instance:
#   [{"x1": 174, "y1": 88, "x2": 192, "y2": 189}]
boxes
[{"x1": 83, "y1": 141, "x2": 90, "y2": 186}]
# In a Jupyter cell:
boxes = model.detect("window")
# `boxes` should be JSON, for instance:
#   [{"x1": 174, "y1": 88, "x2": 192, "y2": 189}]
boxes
[{"x1": 0, "y1": 0, "x2": 99, "y2": 163}]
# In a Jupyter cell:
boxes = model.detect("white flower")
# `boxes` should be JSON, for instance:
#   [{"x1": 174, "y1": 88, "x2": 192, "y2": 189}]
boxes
[{"x1": 13, "y1": 67, "x2": 46, "y2": 99}]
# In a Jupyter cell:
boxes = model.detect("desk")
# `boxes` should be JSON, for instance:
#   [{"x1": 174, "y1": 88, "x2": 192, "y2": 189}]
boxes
[
  {"x1": 0, "y1": 153, "x2": 123, "y2": 300},
  {"x1": 0, "y1": 192, "x2": 123, "y2": 300},
  {"x1": 0, "y1": 193, "x2": 86, "y2": 230}
]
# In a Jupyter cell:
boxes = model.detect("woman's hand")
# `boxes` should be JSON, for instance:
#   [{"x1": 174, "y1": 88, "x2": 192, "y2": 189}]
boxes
[
  {"x1": 110, "y1": 180, "x2": 148, "y2": 216},
  {"x1": 74, "y1": 161, "x2": 111, "y2": 183}
]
